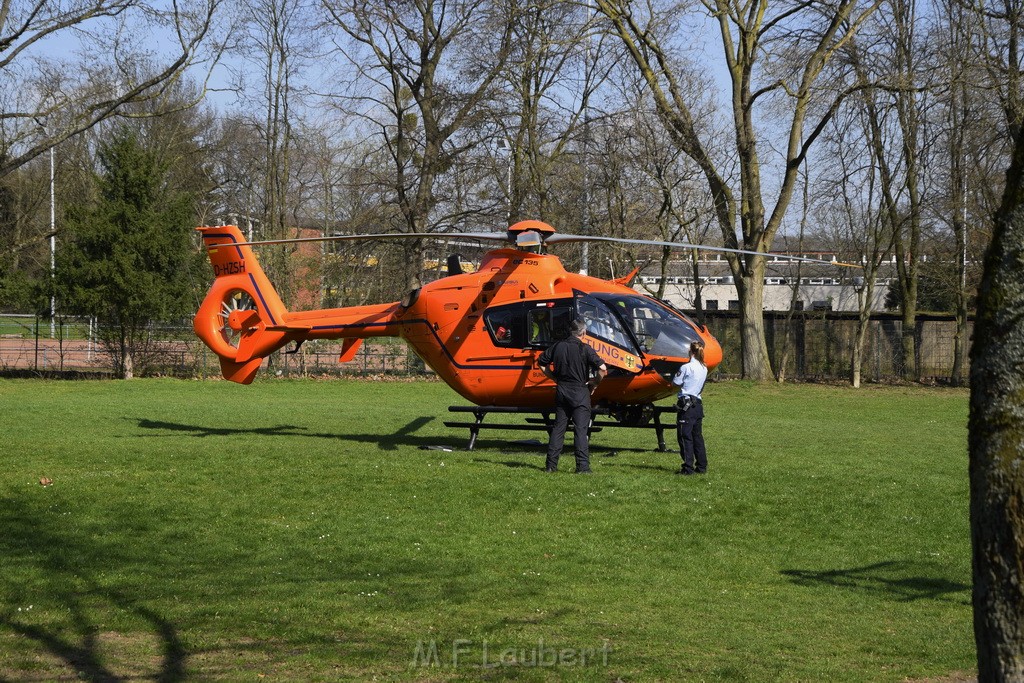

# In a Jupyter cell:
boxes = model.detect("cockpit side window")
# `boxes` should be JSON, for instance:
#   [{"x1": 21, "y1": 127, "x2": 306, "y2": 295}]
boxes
[
  {"x1": 528, "y1": 305, "x2": 573, "y2": 346},
  {"x1": 484, "y1": 308, "x2": 523, "y2": 347},
  {"x1": 484, "y1": 300, "x2": 573, "y2": 349}
]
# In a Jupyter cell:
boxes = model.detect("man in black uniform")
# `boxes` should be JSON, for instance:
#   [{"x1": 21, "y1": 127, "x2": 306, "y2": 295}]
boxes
[{"x1": 538, "y1": 319, "x2": 608, "y2": 473}]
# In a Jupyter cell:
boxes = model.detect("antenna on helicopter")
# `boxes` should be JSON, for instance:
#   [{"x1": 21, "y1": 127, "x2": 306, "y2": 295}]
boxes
[{"x1": 446, "y1": 253, "x2": 464, "y2": 275}]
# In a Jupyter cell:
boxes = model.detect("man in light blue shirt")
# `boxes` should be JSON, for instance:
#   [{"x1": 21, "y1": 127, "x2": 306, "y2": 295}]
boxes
[{"x1": 672, "y1": 341, "x2": 709, "y2": 475}]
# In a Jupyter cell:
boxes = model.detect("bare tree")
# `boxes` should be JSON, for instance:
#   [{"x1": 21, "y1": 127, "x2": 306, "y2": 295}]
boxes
[
  {"x1": 0, "y1": 0, "x2": 222, "y2": 179},
  {"x1": 942, "y1": 0, "x2": 971, "y2": 386},
  {"x1": 934, "y1": 0, "x2": 1003, "y2": 386},
  {"x1": 489, "y1": 0, "x2": 613, "y2": 226},
  {"x1": 298, "y1": 130, "x2": 400, "y2": 305},
  {"x1": 208, "y1": 115, "x2": 265, "y2": 230},
  {"x1": 222, "y1": 0, "x2": 321, "y2": 304},
  {"x1": 629, "y1": 96, "x2": 717, "y2": 310},
  {"x1": 818, "y1": 104, "x2": 892, "y2": 387},
  {"x1": 594, "y1": 0, "x2": 883, "y2": 380},
  {"x1": 323, "y1": 0, "x2": 514, "y2": 291},
  {"x1": 847, "y1": 0, "x2": 935, "y2": 380}
]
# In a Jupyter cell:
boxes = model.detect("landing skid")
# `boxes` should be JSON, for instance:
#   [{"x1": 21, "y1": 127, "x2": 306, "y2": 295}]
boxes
[{"x1": 444, "y1": 404, "x2": 675, "y2": 452}]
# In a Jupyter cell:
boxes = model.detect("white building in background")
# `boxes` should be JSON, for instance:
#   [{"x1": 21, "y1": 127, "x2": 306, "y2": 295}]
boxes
[{"x1": 633, "y1": 252, "x2": 896, "y2": 313}]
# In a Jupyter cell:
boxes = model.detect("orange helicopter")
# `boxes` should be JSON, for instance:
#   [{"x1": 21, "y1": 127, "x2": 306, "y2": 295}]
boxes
[{"x1": 193, "y1": 219, "x2": 849, "y2": 410}]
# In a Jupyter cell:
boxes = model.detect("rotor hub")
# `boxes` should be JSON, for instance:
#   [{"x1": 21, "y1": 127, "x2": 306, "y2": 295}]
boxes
[{"x1": 507, "y1": 220, "x2": 555, "y2": 238}]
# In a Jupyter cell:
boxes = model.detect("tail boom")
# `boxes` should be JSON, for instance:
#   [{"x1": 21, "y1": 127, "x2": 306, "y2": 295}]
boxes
[{"x1": 194, "y1": 225, "x2": 401, "y2": 384}]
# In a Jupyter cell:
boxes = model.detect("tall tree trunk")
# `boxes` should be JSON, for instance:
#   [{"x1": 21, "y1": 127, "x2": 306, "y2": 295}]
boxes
[
  {"x1": 969, "y1": 202, "x2": 1024, "y2": 681},
  {"x1": 736, "y1": 264, "x2": 771, "y2": 380},
  {"x1": 851, "y1": 280, "x2": 876, "y2": 389},
  {"x1": 401, "y1": 238, "x2": 426, "y2": 293},
  {"x1": 656, "y1": 246, "x2": 670, "y2": 300},
  {"x1": 951, "y1": 194, "x2": 969, "y2": 386},
  {"x1": 949, "y1": 18, "x2": 970, "y2": 386},
  {"x1": 899, "y1": 304, "x2": 917, "y2": 380},
  {"x1": 119, "y1": 328, "x2": 134, "y2": 380},
  {"x1": 969, "y1": 52, "x2": 1024, "y2": 669},
  {"x1": 123, "y1": 350, "x2": 134, "y2": 380}
]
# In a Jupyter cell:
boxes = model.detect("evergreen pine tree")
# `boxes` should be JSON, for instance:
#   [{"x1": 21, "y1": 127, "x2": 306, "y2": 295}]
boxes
[{"x1": 59, "y1": 128, "x2": 196, "y2": 378}]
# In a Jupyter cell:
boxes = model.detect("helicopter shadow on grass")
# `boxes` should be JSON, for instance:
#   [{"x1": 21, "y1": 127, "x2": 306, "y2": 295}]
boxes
[
  {"x1": 134, "y1": 416, "x2": 663, "y2": 458},
  {"x1": 469, "y1": 438, "x2": 658, "y2": 471},
  {"x1": 465, "y1": 437, "x2": 546, "y2": 471},
  {"x1": 602, "y1": 461, "x2": 681, "y2": 474},
  {"x1": 780, "y1": 561, "x2": 970, "y2": 605},
  {"x1": 134, "y1": 416, "x2": 456, "y2": 452}
]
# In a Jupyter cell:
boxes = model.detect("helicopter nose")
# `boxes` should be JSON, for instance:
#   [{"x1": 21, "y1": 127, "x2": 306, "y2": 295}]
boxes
[{"x1": 702, "y1": 332, "x2": 724, "y2": 369}]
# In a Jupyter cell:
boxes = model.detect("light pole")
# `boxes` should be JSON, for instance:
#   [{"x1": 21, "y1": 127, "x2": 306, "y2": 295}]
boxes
[
  {"x1": 496, "y1": 138, "x2": 512, "y2": 224},
  {"x1": 49, "y1": 145, "x2": 55, "y2": 339},
  {"x1": 580, "y1": 0, "x2": 597, "y2": 276},
  {"x1": 35, "y1": 118, "x2": 57, "y2": 337}
]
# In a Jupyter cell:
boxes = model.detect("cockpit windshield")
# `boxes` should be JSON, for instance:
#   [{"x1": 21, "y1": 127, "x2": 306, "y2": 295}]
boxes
[
  {"x1": 582, "y1": 294, "x2": 703, "y2": 358},
  {"x1": 576, "y1": 295, "x2": 635, "y2": 351}
]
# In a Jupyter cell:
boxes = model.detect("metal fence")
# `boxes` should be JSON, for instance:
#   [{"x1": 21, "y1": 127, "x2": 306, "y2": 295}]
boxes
[
  {"x1": 0, "y1": 314, "x2": 426, "y2": 379},
  {"x1": 701, "y1": 311, "x2": 971, "y2": 382},
  {"x1": 0, "y1": 311, "x2": 970, "y2": 383},
  {"x1": 0, "y1": 315, "x2": 105, "y2": 374}
]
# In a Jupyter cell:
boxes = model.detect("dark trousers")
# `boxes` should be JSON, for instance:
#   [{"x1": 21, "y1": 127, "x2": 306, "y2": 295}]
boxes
[
  {"x1": 676, "y1": 400, "x2": 707, "y2": 474},
  {"x1": 546, "y1": 384, "x2": 592, "y2": 471}
]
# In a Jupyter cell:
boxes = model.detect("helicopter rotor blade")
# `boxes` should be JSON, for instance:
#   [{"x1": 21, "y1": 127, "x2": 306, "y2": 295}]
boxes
[
  {"x1": 544, "y1": 233, "x2": 863, "y2": 268},
  {"x1": 205, "y1": 231, "x2": 511, "y2": 248},
  {"x1": 204, "y1": 227, "x2": 861, "y2": 269}
]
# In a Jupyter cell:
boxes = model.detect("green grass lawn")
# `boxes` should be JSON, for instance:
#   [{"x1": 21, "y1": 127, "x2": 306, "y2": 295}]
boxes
[{"x1": 0, "y1": 377, "x2": 972, "y2": 681}]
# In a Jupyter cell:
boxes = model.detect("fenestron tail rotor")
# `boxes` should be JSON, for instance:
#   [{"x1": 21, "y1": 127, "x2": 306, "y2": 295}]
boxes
[{"x1": 218, "y1": 290, "x2": 259, "y2": 350}]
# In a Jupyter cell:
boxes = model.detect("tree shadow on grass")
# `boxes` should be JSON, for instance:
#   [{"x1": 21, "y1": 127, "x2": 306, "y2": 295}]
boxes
[
  {"x1": 780, "y1": 561, "x2": 970, "y2": 605},
  {"x1": 0, "y1": 486, "x2": 472, "y2": 681},
  {"x1": 1, "y1": 594, "x2": 184, "y2": 683},
  {"x1": 0, "y1": 494, "x2": 187, "y2": 682}
]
